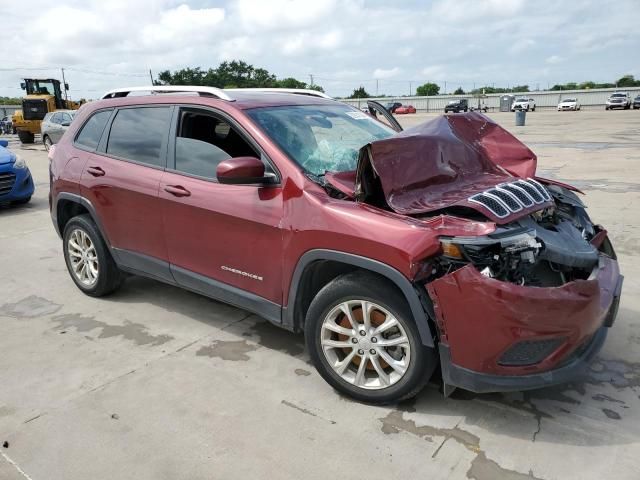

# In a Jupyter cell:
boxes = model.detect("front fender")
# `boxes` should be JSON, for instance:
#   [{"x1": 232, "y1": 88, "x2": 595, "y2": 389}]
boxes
[{"x1": 284, "y1": 249, "x2": 436, "y2": 347}]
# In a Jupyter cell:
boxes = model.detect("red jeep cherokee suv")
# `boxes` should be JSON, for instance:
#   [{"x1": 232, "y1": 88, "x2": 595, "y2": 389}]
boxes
[{"x1": 49, "y1": 86, "x2": 622, "y2": 404}]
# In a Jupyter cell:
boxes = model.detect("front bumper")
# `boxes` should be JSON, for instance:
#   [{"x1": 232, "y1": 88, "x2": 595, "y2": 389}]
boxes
[
  {"x1": 427, "y1": 253, "x2": 622, "y2": 392},
  {"x1": 558, "y1": 105, "x2": 577, "y2": 110},
  {"x1": 0, "y1": 166, "x2": 34, "y2": 203}
]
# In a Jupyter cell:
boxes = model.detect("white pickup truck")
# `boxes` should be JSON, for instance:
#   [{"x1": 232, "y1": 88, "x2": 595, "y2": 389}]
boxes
[{"x1": 511, "y1": 97, "x2": 536, "y2": 111}]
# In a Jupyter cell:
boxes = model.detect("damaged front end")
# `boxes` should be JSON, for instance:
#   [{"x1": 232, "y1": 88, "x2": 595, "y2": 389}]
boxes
[
  {"x1": 435, "y1": 184, "x2": 604, "y2": 288},
  {"x1": 349, "y1": 113, "x2": 624, "y2": 393},
  {"x1": 425, "y1": 181, "x2": 623, "y2": 393}
]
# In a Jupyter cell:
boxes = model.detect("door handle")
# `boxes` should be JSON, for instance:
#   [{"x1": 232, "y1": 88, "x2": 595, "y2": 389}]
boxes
[
  {"x1": 87, "y1": 166, "x2": 105, "y2": 177},
  {"x1": 164, "y1": 185, "x2": 191, "y2": 197}
]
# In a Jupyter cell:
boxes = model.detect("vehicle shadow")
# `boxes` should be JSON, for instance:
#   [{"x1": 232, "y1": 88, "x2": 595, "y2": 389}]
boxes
[
  {"x1": 102, "y1": 275, "x2": 637, "y2": 449},
  {"x1": 0, "y1": 195, "x2": 48, "y2": 216}
]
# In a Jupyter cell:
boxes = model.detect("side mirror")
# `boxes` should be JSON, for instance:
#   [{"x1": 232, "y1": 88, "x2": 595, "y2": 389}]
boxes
[
  {"x1": 61, "y1": 121, "x2": 71, "y2": 127},
  {"x1": 0, "y1": 140, "x2": 8, "y2": 148},
  {"x1": 216, "y1": 156, "x2": 269, "y2": 185},
  {"x1": 65, "y1": 83, "x2": 70, "y2": 91},
  {"x1": 20, "y1": 82, "x2": 26, "y2": 90}
]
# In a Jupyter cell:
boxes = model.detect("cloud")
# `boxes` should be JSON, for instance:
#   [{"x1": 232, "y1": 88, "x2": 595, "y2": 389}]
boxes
[
  {"x1": 0, "y1": 0, "x2": 638, "y2": 98},
  {"x1": 142, "y1": 4, "x2": 225, "y2": 47},
  {"x1": 373, "y1": 67, "x2": 400, "y2": 79},
  {"x1": 421, "y1": 65, "x2": 446, "y2": 79},
  {"x1": 235, "y1": 0, "x2": 337, "y2": 30},
  {"x1": 509, "y1": 38, "x2": 535, "y2": 54},
  {"x1": 432, "y1": 0, "x2": 524, "y2": 21},
  {"x1": 280, "y1": 30, "x2": 343, "y2": 56}
]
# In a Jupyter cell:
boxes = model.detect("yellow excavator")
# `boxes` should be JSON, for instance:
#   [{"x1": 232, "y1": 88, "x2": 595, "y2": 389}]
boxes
[{"x1": 12, "y1": 78, "x2": 83, "y2": 144}]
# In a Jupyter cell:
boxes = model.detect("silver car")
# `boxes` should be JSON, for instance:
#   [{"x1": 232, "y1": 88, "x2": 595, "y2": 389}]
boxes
[{"x1": 41, "y1": 110, "x2": 76, "y2": 150}]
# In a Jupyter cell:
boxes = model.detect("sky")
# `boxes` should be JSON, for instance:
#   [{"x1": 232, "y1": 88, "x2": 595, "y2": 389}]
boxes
[{"x1": 0, "y1": 0, "x2": 638, "y2": 99}]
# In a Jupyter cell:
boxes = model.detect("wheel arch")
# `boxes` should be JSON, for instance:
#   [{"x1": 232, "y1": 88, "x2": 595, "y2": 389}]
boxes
[
  {"x1": 55, "y1": 193, "x2": 112, "y2": 249},
  {"x1": 284, "y1": 250, "x2": 436, "y2": 347}
]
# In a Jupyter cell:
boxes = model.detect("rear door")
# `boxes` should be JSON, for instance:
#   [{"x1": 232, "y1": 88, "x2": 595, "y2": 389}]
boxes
[
  {"x1": 79, "y1": 105, "x2": 173, "y2": 280},
  {"x1": 160, "y1": 106, "x2": 284, "y2": 308}
]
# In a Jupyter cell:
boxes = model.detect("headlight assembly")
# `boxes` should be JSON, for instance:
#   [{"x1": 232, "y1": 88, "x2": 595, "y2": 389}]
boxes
[{"x1": 13, "y1": 155, "x2": 26, "y2": 169}]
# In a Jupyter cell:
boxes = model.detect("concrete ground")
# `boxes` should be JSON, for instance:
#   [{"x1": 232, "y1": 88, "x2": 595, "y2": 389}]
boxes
[{"x1": 1, "y1": 109, "x2": 639, "y2": 480}]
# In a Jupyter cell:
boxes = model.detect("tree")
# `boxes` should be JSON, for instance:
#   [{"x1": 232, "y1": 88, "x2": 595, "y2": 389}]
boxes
[
  {"x1": 617, "y1": 75, "x2": 640, "y2": 87},
  {"x1": 277, "y1": 77, "x2": 308, "y2": 89},
  {"x1": 155, "y1": 60, "x2": 324, "y2": 92},
  {"x1": 453, "y1": 87, "x2": 465, "y2": 95},
  {"x1": 349, "y1": 86, "x2": 371, "y2": 98},
  {"x1": 511, "y1": 85, "x2": 530, "y2": 92},
  {"x1": 415, "y1": 82, "x2": 440, "y2": 96},
  {"x1": 0, "y1": 96, "x2": 22, "y2": 105}
]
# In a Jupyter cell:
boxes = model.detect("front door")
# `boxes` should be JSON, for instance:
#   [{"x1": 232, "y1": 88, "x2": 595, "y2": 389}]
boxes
[{"x1": 160, "y1": 107, "x2": 284, "y2": 311}]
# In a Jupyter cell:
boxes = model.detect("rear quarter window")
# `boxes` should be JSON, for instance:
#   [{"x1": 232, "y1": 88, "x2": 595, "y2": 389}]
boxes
[
  {"x1": 106, "y1": 107, "x2": 171, "y2": 167},
  {"x1": 75, "y1": 109, "x2": 113, "y2": 150}
]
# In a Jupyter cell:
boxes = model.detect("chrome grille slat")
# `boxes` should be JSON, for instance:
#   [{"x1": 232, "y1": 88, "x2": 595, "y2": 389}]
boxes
[
  {"x1": 528, "y1": 178, "x2": 552, "y2": 201},
  {"x1": 468, "y1": 178, "x2": 552, "y2": 218},
  {"x1": 490, "y1": 188, "x2": 523, "y2": 212},
  {"x1": 499, "y1": 183, "x2": 535, "y2": 206},
  {"x1": 515, "y1": 180, "x2": 544, "y2": 202}
]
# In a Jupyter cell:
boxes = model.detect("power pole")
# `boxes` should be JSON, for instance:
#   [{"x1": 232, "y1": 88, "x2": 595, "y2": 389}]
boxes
[
  {"x1": 149, "y1": 69, "x2": 154, "y2": 85},
  {"x1": 309, "y1": 74, "x2": 314, "y2": 87},
  {"x1": 376, "y1": 79, "x2": 379, "y2": 96},
  {"x1": 444, "y1": 81, "x2": 447, "y2": 94},
  {"x1": 409, "y1": 81, "x2": 412, "y2": 96},
  {"x1": 61, "y1": 67, "x2": 68, "y2": 101}
]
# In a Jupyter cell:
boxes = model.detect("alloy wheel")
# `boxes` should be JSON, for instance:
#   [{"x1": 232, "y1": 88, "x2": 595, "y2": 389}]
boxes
[
  {"x1": 67, "y1": 228, "x2": 99, "y2": 287},
  {"x1": 320, "y1": 299, "x2": 411, "y2": 390}
]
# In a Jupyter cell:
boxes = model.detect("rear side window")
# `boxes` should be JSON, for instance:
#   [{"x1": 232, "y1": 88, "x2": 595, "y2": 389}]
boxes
[
  {"x1": 107, "y1": 107, "x2": 171, "y2": 167},
  {"x1": 75, "y1": 110, "x2": 112, "y2": 150}
]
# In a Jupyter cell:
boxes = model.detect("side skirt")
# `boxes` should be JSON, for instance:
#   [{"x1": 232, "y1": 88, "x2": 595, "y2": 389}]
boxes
[{"x1": 112, "y1": 248, "x2": 282, "y2": 326}]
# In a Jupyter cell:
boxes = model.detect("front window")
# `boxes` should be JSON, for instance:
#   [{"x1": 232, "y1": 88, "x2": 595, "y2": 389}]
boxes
[
  {"x1": 611, "y1": 93, "x2": 625, "y2": 98},
  {"x1": 516, "y1": 98, "x2": 528, "y2": 102},
  {"x1": 564, "y1": 98, "x2": 576, "y2": 102},
  {"x1": 246, "y1": 104, "x2": 395, "y2": 175},
  {"x1": 26, "y1": 80, "x2": 57, "y2": 96}
]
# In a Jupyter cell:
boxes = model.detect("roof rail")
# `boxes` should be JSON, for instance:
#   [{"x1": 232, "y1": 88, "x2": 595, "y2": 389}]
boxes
[
  {"x1": 101, "y1": 85, "x2": 234, "y2": 101},
  {"x1": 224, "y1": 88, "x2": 332, "y2": 99}
]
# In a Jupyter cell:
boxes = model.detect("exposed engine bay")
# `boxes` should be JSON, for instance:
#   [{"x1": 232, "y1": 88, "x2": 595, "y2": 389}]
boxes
[{"x1": 433, "y1": 183, "x2": 606, "y2": 287}]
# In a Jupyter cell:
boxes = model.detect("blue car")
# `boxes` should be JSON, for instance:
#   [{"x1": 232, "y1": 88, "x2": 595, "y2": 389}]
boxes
[{"x1": 0, "y1": 139, "x2": 34, "y2": 205}]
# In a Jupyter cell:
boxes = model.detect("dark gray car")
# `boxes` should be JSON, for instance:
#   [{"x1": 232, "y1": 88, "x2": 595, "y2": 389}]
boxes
[{"x1": 41, "y1": 110, "x2": 76, "y2": 150}]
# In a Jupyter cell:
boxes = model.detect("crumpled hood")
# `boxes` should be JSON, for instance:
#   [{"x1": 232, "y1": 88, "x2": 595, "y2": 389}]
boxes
[
  {"x1": 0, "y1": 146, "x2": 15, "y2": 165},
  {"x1": 352, "y1": 112, "x2": 538, "y2": 217}
]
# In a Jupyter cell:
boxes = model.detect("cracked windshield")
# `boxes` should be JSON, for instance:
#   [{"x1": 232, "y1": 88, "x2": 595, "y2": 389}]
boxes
[{"x1": 247, "y1": 104, "x2": 395, "y2": 175}]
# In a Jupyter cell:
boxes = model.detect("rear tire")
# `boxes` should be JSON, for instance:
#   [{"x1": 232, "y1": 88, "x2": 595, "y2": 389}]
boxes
[
  {"x1": 305, "y1": 271, "x2": 438, "y2": 404},
  {"x1": 17, "y1": 130, "x2": 34, "y2": 144},
  {"x1": 63, "y1": 214, "x2": 123, "y2": 297}
]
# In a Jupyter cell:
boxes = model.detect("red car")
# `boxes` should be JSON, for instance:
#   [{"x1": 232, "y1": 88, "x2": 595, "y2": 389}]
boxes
[
  {"x1": 394, "y1": 105, "x2": 416, "y2": 114},
  {"x1": 49, "y1": 86, "x2": 622, "y2": 404}
]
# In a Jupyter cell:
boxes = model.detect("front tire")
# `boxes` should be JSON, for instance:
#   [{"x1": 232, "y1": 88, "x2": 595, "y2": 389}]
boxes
[
  {"x1": 17, "y1": 130, "x2": 34, "y2": 144},
  {"x1": 305, "y1": 272, "x2": 438, "y2": 404},
  {"x1": 63, "y1": 214, "x2": 123, "y2": 297}
]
